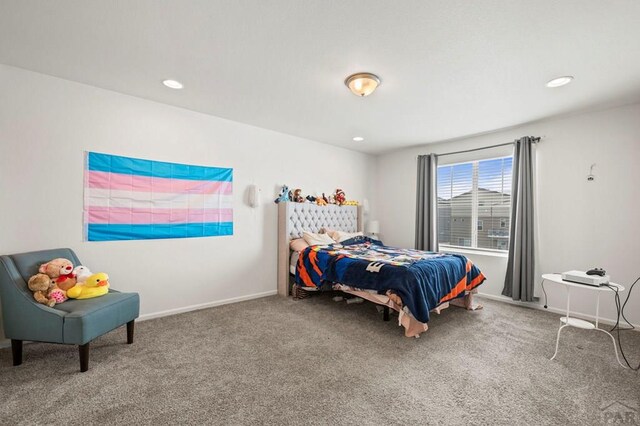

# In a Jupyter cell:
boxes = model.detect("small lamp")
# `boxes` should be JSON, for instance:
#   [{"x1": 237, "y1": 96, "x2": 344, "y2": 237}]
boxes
[{"x1": 366, "y1": 220, "x2": 380, "y2": 237}]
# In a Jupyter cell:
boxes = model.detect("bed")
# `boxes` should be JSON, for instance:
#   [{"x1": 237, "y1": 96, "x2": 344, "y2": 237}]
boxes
[{"x1": 277, "y1": 203, "x2": 485, "y2": 337}]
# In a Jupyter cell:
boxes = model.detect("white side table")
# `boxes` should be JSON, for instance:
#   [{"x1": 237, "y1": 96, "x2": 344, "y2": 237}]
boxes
[{"x1": 541, "y1": 273, "x2": 626, "y2": 368}]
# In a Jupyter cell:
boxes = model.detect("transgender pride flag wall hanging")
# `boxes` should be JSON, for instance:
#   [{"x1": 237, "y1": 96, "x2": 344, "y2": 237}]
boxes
[{"x1": 83, "y1": 152, "x2": 233, "y2": 241}]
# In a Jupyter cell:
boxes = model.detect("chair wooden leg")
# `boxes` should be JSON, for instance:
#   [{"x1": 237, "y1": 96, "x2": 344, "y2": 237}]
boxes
[
  {"x1": 126, "y1": 320, "x2": 135, "y2": 344},
  {"x1": 79, "y1": 343, "x2": 90, "y2": 372},
  {"x1": 11, "y1": 340, "x2": 23, "y2": 366}
]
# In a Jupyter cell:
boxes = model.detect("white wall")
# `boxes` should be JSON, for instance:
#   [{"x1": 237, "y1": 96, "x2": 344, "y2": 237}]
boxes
[
  {"x1": 376, "y1": 103, "x2": 640, "y2": 325},
  {"x1": 0, "y1": 65, "x2": 377, "y2": 341}
]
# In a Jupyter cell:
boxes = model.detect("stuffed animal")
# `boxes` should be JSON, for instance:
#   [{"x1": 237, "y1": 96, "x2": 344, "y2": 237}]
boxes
[
  {"x1": 72, "y1": 266, "x2": 93, "y2": 284},
  {"x1": 328, "y1": 195, "x2": 336, "y2": 205},
  {"x1": 49, "y1": 287, "x2": 68, "y2": 304},
  {"x1": 67, "y1": 273, "x2": 110, "y2": 300},
  {"x1": 316, "y1": 196, "x2": 327, "y2": 206},
  {"x1": 39, "y1": 258, "x2": 77, "y2": 291},
  {"x1": 274, "y1": 185, "x2": 290, "y2": 204},
  {"x1": 306, "y1": 195, "x2": 317, "y2": 203},
  {"x1": 27, "y1": 273, "x2": 67, "y2": 306},
  {"x1": 293, "y1": 188, "x2": 304, "y2": 203},
  {"x1": 322, "y1": 193, "x2": 329, "y2": 204},
  {"x1": 27, "y1": 274, "x2": 57, "y2": 307},
  {"x1": 387, "y1": 291, "x2": 403, "y2": 307},
  {"x1": 334, "y1": 189, "x2": 346, "y2": 205},
  {"x1": 343, "y1": 200, "x2": 359, "y2": 206}
]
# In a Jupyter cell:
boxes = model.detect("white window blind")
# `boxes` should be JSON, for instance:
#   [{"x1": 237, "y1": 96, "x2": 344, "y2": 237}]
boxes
[{"x1": 437, "y1": 156, "x2": 513, "y2": 251}]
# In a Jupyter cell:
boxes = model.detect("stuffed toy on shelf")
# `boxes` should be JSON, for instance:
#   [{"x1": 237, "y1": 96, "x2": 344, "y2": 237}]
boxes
[
  {"x1": 293, "y1": 188, "x2": 304, "y2": 203},
  {"x1": 334, "y1": 189, "x2": 346, "y2": 205},
  {"x1": 274, "y1": 185, "x2": 290, "y2": 203}
]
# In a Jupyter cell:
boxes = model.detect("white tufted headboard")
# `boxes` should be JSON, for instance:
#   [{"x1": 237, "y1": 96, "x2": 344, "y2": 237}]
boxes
[
  {"x1": 285, "y1": 203, "x2": 359, "y2": 239},
  {"x1": 277, "y1": 202, "x2": 363, "y2": 296}
]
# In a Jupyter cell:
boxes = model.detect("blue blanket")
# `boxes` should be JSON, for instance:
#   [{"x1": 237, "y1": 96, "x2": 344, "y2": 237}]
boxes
[{"x1": 295, "y1": 238, "x2": 485, "y2": 323}]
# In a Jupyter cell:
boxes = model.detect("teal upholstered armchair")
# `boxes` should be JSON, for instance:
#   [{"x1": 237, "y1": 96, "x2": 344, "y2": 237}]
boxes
[{"x1": 0, "y1": 248, "x2": 139, "y2": 372}]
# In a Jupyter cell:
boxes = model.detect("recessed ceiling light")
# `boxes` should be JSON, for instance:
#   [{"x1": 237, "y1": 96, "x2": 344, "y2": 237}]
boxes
[
  {"x1": 353, "y1": 136, "x2": 364, "y2": 142},
  {"x1": 546, "y1": 76, "x2": 574, "y2": 88},
  {"x1": 162, "y1": 79, "x2": 184, "y2": 89}
]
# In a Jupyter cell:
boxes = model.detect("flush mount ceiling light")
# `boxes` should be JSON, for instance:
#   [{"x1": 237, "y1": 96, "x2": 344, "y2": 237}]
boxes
[
  {"x1": 546, "y1": 76, "x2": 574, "y2": 88},
  {"x1": 345, "y1": 72, "x2": 381, "y2": 97},
  {"x1": 162, "y1": 79, "x2": 184, "y2": 89},
  {"x1": 353, "y1": 136, "x2": 364, "y2": 142}
]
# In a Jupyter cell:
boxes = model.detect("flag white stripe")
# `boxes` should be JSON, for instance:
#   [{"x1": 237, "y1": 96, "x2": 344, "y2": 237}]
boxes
[{"x1": 85, "y1": 188, "x2": 233, "y2": 210}]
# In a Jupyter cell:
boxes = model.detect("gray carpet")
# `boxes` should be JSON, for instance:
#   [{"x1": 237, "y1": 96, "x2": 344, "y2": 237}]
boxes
[{"x1": 1, "y1": 295, "x2": 638, "y2": 425}]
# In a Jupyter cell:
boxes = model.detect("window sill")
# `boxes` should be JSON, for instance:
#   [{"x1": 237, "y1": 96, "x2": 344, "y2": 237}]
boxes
[{"x1": 439, "y1": 245, "x2": 509, "y2": 258}]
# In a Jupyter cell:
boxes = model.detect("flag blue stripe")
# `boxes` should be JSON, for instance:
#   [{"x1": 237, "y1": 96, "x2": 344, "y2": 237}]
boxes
[
  {"x1": 87, "y1": 152, "x2": 233, "y2": 182},
  {"x1": 88, "y1": 222, "x2": 234, "y2": 241}
]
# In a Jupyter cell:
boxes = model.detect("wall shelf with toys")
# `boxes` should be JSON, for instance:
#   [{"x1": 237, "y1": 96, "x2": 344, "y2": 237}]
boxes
[{"x1": 274, "y1": 186, "x2": 360, "y2": 207}]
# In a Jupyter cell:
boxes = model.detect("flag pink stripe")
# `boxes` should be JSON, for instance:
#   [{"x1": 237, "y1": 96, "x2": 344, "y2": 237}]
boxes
[
  {"x1": 87, "y1": 207, "x2": 233, "y2": 225},
  {"x1": 86, "y1": 171, "x2": 233, "y2": 195}
]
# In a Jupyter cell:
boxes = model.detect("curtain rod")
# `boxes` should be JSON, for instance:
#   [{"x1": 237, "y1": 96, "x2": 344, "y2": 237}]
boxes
[{"x1": 434, "y1": 136, "x2": 542, "y2": 158}]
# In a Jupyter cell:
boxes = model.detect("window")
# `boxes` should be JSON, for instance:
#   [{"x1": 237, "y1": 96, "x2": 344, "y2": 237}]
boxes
[
  {"x1": 458, "y1": 238, "x2": 471, "y2": 247},
  {"x1": 437, "y1": 156, "x2": 513, "y2": 251}
]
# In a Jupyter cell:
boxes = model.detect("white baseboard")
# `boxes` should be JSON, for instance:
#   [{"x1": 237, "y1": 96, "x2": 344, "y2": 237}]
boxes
[
  {"x1": 137, "y1": 290, "x2": 277, "y2": 322},
  {"x1": 476, "y1": 292, "x2": 640, "y2": 330},
  {"x1": 0, "y1": 290, "x2": 278, "y2": 349}
]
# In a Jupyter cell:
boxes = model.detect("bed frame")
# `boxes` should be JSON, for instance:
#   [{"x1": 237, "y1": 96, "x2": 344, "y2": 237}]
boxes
[{"x1": 277, "y1": 203, "x2": 362, "y2": 296}]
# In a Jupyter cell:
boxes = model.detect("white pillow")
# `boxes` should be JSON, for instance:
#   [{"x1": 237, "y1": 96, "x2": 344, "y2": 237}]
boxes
[
  {"x1": 302, "y1": 231, "x2": 336, "y2": 246},
  {"x1": 331, "y1": 231, "x2": 364, "y2": 243}
]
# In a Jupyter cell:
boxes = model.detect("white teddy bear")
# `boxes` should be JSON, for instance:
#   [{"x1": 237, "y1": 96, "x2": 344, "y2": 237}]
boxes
[{"x1": 72, "y1": 266, "x2": 93, "y2": 284}]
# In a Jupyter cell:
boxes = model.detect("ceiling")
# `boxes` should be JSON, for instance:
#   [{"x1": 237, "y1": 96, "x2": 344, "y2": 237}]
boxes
[{"x1": 1, "y1": 1, "x2": 640, "y2": 154}]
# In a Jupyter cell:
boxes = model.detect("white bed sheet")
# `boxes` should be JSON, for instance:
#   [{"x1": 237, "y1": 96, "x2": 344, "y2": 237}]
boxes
[{"x1": 290, "y1": 250, "x2": 299, "y2": 275}]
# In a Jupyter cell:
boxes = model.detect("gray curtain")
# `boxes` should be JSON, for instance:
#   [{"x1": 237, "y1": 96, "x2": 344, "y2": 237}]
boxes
[
  {"x1": 502, "y1": 137, "x2": 535, "y2": 301},
  {"x1": 415, "y1": 154, "x2": 438, "y2": 251}
]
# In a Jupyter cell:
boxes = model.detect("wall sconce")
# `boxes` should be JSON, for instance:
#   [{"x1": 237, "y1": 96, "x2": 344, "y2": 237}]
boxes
[{"x1": 248, "y1": 185, "x2": 260, "y2": 207}]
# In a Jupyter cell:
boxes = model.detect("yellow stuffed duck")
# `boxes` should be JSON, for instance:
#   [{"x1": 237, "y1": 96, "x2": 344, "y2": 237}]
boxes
[{"x1": 67, "y1": 273, "x2": 110, "y2": 300}]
